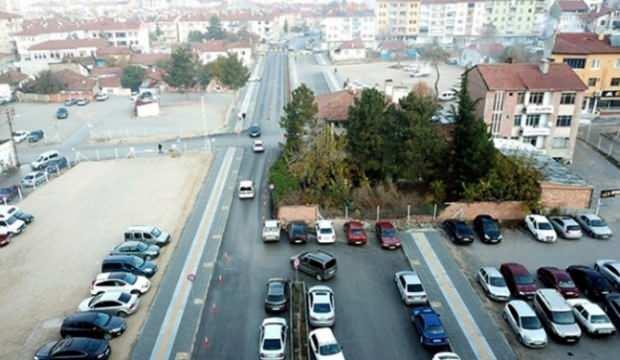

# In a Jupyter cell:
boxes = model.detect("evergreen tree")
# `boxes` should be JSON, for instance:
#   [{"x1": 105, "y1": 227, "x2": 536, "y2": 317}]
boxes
[
  {"x1": 121, "y1": 65, "x2": 145, "y2": 91},
  {"x1": 280, "y1": 84, "x2": 317, "y2": 154},
  {"x1": 164, "y1": 46, "x2": 198, "y2": 90},
  {"x1": 207, "y1": 16, "x2": 225, "y2": 40}
]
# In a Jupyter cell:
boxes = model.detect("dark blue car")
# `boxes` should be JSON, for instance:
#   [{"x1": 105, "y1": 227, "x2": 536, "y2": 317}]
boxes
[
  {"x1": 410, "y1": 306, "x2": 449, "y2": 348},
  {"x1": 56, "y1": 107, "x2": 69, "y2": 119},
  {"x1": 0, "y1": 185, "x2": 19, "y2": 203},
  {"x1": 248, "y1": 124, "x2": 261, "y2": 137},
  {"x1": 566, "y1": 265, "x2": 612, "y2": 302},
  {"x1": 34, "y1": 337, "x2": 110, "y2": 360},
  {"x1": 28, "y1": 129, "x2": 45, "y2": 143},
  {"x1": 45, "y1": 156, "x2": 69, "y2": 175}
]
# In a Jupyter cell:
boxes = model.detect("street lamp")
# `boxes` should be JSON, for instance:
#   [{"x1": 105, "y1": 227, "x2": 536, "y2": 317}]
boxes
[{"x1": 268, "y1": 183, "x2": 275, "y2": 218}]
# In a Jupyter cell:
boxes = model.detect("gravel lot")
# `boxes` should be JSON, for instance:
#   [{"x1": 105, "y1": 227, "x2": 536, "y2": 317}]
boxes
[{"x1": 0, "y1": 154, "x2": 211, "y2": 360}]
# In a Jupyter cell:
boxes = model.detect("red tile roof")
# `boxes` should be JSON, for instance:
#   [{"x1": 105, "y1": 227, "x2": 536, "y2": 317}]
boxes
[
  {"x1": 53, "y1": 69, "x2": 97, "y2": 91},
  {"x1": 28, "y1": 39, "x2": 111, "y2": 51},
  {"x1": 553, "y1": 32, "x2": 620, "y2": 54},
  {"x1": 338, "y1": 39, "x2": 365, "y2": 50},
  {"x1": 129, "y1": 53, "x2": 170, "y2": 66},
  {"x1": 0, "y1": 10, "x2": 20, "y2": 20},
  {"x1": 97, "y1": 46, "x2": 132, "y2": 56},
  {"x1": 474, "y1": 63, "x2": 587, "y2": 91},
  {"x1": 91, "y1": 66, "x2": 123, "y2": 77},
  {"x1": 315, "y1": 90, "x2": 358, "y2": 122},
  {"x1": 557, "y1": 0, "x2": 589, "y2": 12},
  {"x1": 0, "y1": 70, "x2": 29, "y2": 84},
  {"x1": 15, "y1": 18, "x2": 142, "y2": 37}
]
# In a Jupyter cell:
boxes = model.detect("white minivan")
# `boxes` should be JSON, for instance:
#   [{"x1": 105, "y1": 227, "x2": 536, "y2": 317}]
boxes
[
  {"x1": 31, "y1": 150, "x2": 60, "y2": 171},
  {"x1": 238, "y1": 180, "x2": 255, "y2": 199},
  {"x1": 0, "y1": 207, "x2": 26, "y2": 235}
]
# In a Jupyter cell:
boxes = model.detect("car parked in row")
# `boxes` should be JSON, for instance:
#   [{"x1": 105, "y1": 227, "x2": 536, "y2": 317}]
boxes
[
  {"x1": 533, "y1": 289, "x2": 581, "y2": 343},
  {"x1": 503, "y1": 300, "x2": 547, "y2": 348},
  {"x1": 575, "y1": 214, "x2": 613, "y2": 239},
  {"x1": 28, "y1": 129, "x2": 45, "y2": 143},
  {"x1": 265, "y1": 278, "x2": 289, "y2": 314},
  {"x1": 394, "y1": 270, "x2": 428, "y2": 305},
  {"x1": 549, "y1": 216, "x2": 582, "y2": 239},
  {"x1": 45, "y1": 157, "x2": 69, "y2": 175},
  {"x1": 0, "y1": 231, "x2": 10, "y2": 247},
  {"x1": 410, "y1": 306, "x2": 449, "y2": 348},
  {"x1": 124, "y1": 225, "x2": 171, "y2": 247},
  {"x1": 60, "y1": 312, "x2": 126, "y2": 339},
  {"x1": 101, "y1": 255, "x2": 157, "y2": 278},
  {"x1": 288, "y1": 221, "x2": 308, "y2": 244},
  {"x1": 76, "y1": 98, "x2": 89, "y2": 106},
  {"x1": 442, "y1": 219, "x2": 474, "y2": 245},
  {"x1": 95, "y1": 93, "x2": 109, "y2": 101},
  {"x1": 343, "y1": 220, "x2": 367, "y2": 245},
  {"x1": 525, "y1": 215, "x2": 557, "y2": 243},
  {"x1": 291, "y1": 250, "x2": 337, "y2": 281},
  {"x1": 34, "y1": 337, "x2": 111, "y2": 360},
  {"x1": 0, "y1": 205, "x2": 32, "y2": 224},
  {"x1": 501, "y1": 263, "x2": 537, "y2": 299},
  {"x1": 308, "y1": 328, "x2": 345, "y2": 360},
  {"x1": 0, "y1": 206, "x2": 26, "y2": 235},
  {"x1": 315, "y1": 220, "x2": 336, "y2": 244},
  {"x1": 308, "y1": 285, "x2": 335, "y2": 327},
  {"x1": 602, "y1": 293, "x2": 620, "y2": 328},
  {"x1": 21, "y1": 171, "x2": 47, "y2": 188},
  {"x1": 477, "y1": 267, "x2": 510, "y2": 301},
  {"x1": 259, "y1": 318, "x2": 287, "y2": 360},
  {"x1": 110, "y1": 240, "x2": 159, "y2": 260},
  {"x1": 375, "y1": 220, "x2": 400, "y2": 249},
  {"x1": 13, "y1": 130, "x2": 30, "y2": 143},
  {"x1": 566, "y1": 298, "x2": 616, "y2": 336},
  {"x1": 0, "y1": 185, "x2": 19, "y2": 203},
  {"x1": 566, "y1": 265, "x2": 612, "y2": 302},
  {"x1": 31, "y1": 150, "x2": 61, "y2": 171},
  {"x1": 90, "y1": 272, "x2": 151, "y2": 296},
  {"x1": 594, "y1": 259, "x2": 620, "y2": 289},
  {"x1": 78, "y1": 291, "x2": 140, "y2": 317},
  {"x1": 473, "y1": 215, "x2": 502, "y2": 244},
  {"x1": 536, "y1": 267, "x2": 580, "y2": 298}
]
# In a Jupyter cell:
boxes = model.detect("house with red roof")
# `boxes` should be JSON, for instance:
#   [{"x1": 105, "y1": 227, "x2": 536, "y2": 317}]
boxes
[
  {"x1": 329, "y1": 39, "x2": 367, "y2": 62},
  {"x1": 192, "y1": 40, "x2": 253, "y2": 66}
]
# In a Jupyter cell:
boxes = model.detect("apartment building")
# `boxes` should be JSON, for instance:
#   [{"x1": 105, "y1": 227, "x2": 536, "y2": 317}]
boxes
[
  {"x1": 551, "y1": 32, "x2": 620, "y2": 113},
  {"x1": 376, "y1": 0, "x2": 421, "y2": 39},
  {"x1": 320, "y1": 10, "x2": 376, "y2": 49},
  {"x1": 0, "y1": 10, "x2": 21, "y2": 54},
  {"x1": 418, "y1": 0, "x2": 488, "y2": 42},
  {"x1": 554, "y1": 0, "x2": 588, "y2": 32},
  {"x1": 192, "y1": 40, "x2": 253, "y2": 66},
  {"x1": 484, "y1": 0, "x2": 549, "y2": 37},
  {"x1": 467, "y1": 61, "x2": 587, "y2": 162},
  {"x1": 177, "y1": 13, "x2": 214, "y2": 43},
  {"x1": 19, "y1": 38, "x2": 111, "y2": 75}
]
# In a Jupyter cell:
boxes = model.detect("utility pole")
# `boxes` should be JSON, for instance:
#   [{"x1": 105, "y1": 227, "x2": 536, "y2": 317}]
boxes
[{"x1": 5, "y1": 107, "x2": 20, "y2": 167}]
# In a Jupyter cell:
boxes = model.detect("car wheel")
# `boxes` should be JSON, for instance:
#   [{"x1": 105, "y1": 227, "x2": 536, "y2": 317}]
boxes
[
  {"x1": 131, "y1": 290, "x2": 141, "y2": 295},
  {"x1": 117, "y1": 311, "x2": 127, "y2": 318},
  {"x1": 316, "y1": 274, "x2": 323, "y2": 281}
]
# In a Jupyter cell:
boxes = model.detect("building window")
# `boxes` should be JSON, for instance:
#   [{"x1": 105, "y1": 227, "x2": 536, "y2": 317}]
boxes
[
  {"x1": 612, "y1": 78, "x2": 620, "y2": 86},
  {"x1": 591, "y1": 58, "x2": 600, "y2": 69},
  {"x1": 556, "y1": 115, "x2": 572, "y2": 127},
  {"x1": 529, "y1": 92, "x2": 544, "y2": 105},
  {"x1": 491, "y1": 113, "x2": 502, "y2": 135},
  {"x1": 560, "y1": 93, "x2": 576, "y2": 105},
  {"x1": 526, "y1": 114, "x2": 540, "y2": 127},
  {"x1": 563, "y1": 58, "x2": 586, "y2": 69},
  {"x1": 523, "y1": 136, "x2": 537, "y2": 146},
  {"x1": 517, "y1": 92, "x2": 525, "y2": 104},
  {"x1": 552, "y1": 137, "x2": 570, "y2": 149},
  {"x1": 588, "y1": 78, "x2": 599, "y2": 87},
  {"x1": 513, "y1": 114, "x2": 522, "y2": 126}
]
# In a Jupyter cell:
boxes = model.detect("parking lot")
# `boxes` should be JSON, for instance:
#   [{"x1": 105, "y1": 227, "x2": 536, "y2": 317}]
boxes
[{"x1": 0, "y1": 154, "x2": 211, "y2": 359}]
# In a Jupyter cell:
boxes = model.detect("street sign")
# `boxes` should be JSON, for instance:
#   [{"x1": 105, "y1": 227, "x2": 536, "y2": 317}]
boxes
[
  {"x1": 293, "y1": 258, "x2": 300, "y2": 270},
  {"x1": 600, "y1": 189, "x2": 620, "y2": 198}
]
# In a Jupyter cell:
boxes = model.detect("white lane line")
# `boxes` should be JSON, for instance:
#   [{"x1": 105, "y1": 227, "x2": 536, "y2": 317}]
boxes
[
  {"x1": 411, "y1": 232, "x2": 497, "y2": 360},
  {"x1": 149, "y1": 147, "x2": 237, "y2": 360}
]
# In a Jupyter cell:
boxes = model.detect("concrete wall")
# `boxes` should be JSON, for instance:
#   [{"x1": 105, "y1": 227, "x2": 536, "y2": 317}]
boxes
[
  {"x1": 540, "y1": 182, "x2": 593, "y2": 210},
  {"x1": 439, "y1": 201, "x2": 526, "y2": 221}
]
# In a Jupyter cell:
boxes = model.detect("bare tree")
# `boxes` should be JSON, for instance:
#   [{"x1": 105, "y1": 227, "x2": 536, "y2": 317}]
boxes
[{"x1": 420, "y1": 42, "x2": 450, "y2": 96}]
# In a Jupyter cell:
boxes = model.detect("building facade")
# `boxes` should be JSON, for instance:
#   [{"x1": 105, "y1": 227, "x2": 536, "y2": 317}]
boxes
[
  {"x1": 376, "y1": 0, "x2": 421, "y2": 39},
  {"x1": 467, "y1": 61, "x2": 587, "y2": 162},
  {"x1": 0, "y1": 10, "x2": 20, "y2": 54},
  {"x1": 19, "y1": 39, "x2": 111, "y2": 75},
  {"x1": 320, "y1": 10, "x2": 376, "y2": 48},
  {"x1": 418, "y1": 0, "x2": 488, "y2": 43}
]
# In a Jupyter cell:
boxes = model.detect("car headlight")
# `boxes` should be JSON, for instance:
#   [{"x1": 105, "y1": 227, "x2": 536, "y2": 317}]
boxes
[
  {"x1": 484, "y1": 234, "x2": 490, "y2": 239},
  {"x1": 34, "y1": 356, "x2": 40, "y2": 360},
  {"x1": 97, "y1": 353, "x2": 106, "y2": 359},
  {"x1": 498, "y1": 234, "x2": 503, "y2": 240}
]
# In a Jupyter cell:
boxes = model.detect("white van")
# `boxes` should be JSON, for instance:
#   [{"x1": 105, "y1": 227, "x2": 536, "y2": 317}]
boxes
[
  {"x1": 239, "y1": 180, "x2": 255, "y2": 199},
  {"x1": 0, "y1": 207, "x2": 26, "y2": 235},
  {"x1": 31, "y1": 150, "x2": 60, "y2": 171}
]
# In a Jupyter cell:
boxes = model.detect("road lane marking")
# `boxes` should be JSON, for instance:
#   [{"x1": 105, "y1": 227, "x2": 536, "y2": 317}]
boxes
[
  {"x1": 411, "y1": 232, "x2": 497, "y2": 360},
  {"x1": 149, "y1": 147, "x2": 237, "y2": 360}
]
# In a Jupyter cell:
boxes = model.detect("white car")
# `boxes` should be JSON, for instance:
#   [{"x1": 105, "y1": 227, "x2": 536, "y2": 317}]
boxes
[
  {"x1": 394, "y1": 270, "x2": 427, "y2": 305},
  {"x1": 20, "y1": 171, "x2": 47, "y2": 188},
  {"x1": 575, "y1": 213, "x2": 613, "y2": 239},
  {"x1": 549, "y1": 216, "x2": 582, "y2": 239},
  {"x1": 95, "y1": 93, "x2": 109, "y2": 101},
  {"x1": 90, "y1": 272, "x2": 151, "y2": 296},
  {"x1": 308, "y1": 327, "x2": 345, "y2": 360},
  {"x1": 78, "y1": 291, "x2": 140, "y2": 317},
  {"x1": 12, "y1": 130, "x2": 30, "y2": 143},
  {"x1": 308, "y1": 285, "x2": 335, "y2": 327},
  {"x1": 566, "y1": 298, "x2": 616, "y2": 336},
  {"x1": 524, "y1": 215, "x2": 557, "y2": 243},
  {"x1": 253, "y1": 140, "x2": 265, "y2": 153},
  {"x1": 315, "y1": 220, "x2": 336, "y2": 244},
  {"x1": 238, "y1": 180, "x2": 255, "y2": 199},
  {"x1": 477, "y1": 267, "x2": 511, "y2": 301},
  {"x1": 410, "y1": 67, "x2": 431, "y2": 77},
  {"x1": 503, "y1": 300, "x2": 547, "y2": 348},
  {"x1": 594, "y1": 259, "x2": 620, "y2": 289},
  {"x1": 262, "y1": 220, "x2": 281, "y2": 242},
  {"x1": 259, "y1": 317, "x2": 287, "y2": 360},
  {"x1": 432, "y1": 353, "x2": 461, "y2": 360},
  {"x1": 438, "y1": 90, "x2": 456, "y2": 101}
]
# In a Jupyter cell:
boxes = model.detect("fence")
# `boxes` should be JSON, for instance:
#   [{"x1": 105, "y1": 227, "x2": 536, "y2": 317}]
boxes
[
  {"x1": 68, "y1": 140, "x2": 214, "y2": 164},
  {"x1": 578, "y1": 124, "x2": 620, "y2": 165},
  {"x1": 320, "y1": 203, "x2": 438, "y2": 225}
]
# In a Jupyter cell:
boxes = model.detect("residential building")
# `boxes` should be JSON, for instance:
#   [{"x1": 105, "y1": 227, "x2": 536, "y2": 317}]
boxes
[
  {"x1": 376, "y1": 0, "x2": 421, "y2": 39},
  {"x1": 583, "y1": 7, "x2": 620, "y2": 35},
  {"x1": 467, "y1": 61, "x2": 587, "y2": 162},
  {"x1": 418, "y1": 0, "x2": 488, "y2": 43},
  {"x1": 554, "y1": 0, "x2": 588, "y2": 32},
  {"x1": 329, "y1": 39, "x2": 367, "y2": 62},
  {"x1": 177, "y1": 13, "x2": 214, "y2": 43},
  {"x1": 220, "y1": 12, "x2": 278, "y2": 42},
  {"x1": 0, "y1": 10, "x2": 21, "y2": 54},
  {"x1": 551, "y1": 32, "x2": 620, "y2": 113},
  {"x1": 192, "y1": 40, "x2": 253, "y2": 66},
  {"x1": 315, "y1": 89, "x2": 358, "y2": 133},
  {"x1": 90, "y1": 66, "x2": 128, "y2": 95},
  {"x1": 19, "y1": 39, "x2": 112, "y2": 75},
  {"x1": 484, "y1": 0, "x2": 549, "y2": 37},
  {"x1": 320, "y1": 10, "x2": 376, "y2": 49}
]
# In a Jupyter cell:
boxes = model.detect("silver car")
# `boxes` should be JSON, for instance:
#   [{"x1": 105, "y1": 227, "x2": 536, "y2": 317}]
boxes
[
  {"x1": 575, "y1": 213, "x2": 613, "y2": 239},
  {"x1": 90, "y1": 272, "x2": 151, "y2": 296},
  {"x1": 549, "y1": 216, "x2": 582, "y2": 239},
  {"x1": 21, "y1": 171, "x2": 47, "y2": 187},
  {"x1": 594, "y1": 259, "x2": 620, "y2": 289},
  {"x1": 477, "y1": 267, "x2": 510, "y2": 301},
  {"x1": 567, "y1": 298, "x2": 616, "y2": 336},
  {"x1": 308, "y1": 285, "x2": 335, "y2": 327},
  {"x1": 503, "y1": 300, "x2": 547, "y2": 348},
  {"x1": 78, "y1": 291, "x2": 139, "y2": 317},
  {"x1": 259, "y1": 317, "x2": 287, "y2": 360},
  {"x1": 110, "y1": 240, "x2": 160, "y2": 260}
]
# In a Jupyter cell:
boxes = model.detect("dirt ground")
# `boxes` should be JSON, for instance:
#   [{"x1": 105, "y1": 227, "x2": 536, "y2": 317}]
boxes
[{"x1": 0, "y1": 154, "x2": 212, "y2": 360}]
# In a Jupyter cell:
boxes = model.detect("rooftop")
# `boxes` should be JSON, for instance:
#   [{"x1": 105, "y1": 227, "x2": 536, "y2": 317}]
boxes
[
  {"x1": 129, "y1": 53, "x2": 170, "y2": 66},
  {"x1": 553, "y1": 32, "x2": 620, "y2": 55},
  {"x1": 0, "y1": 10, "x2": 20, "y2": 20},
  {"x1": 15, "y1": 17, "x2": 142, "y2": 37},
  {"x1": 337, "y1": 39, "x2": 365, "y2": 50},
  {"x1": 315, "y1": 90, "x2": 358, "y2": 122},
  {"x1": 28, "y1": 39, "x2": 111, "y2": 51},
  {"x1": 474, "y1": 63, "x2": 587, "y2": 91},
  {"x1": 557, "y1": 0, "x2": 589, "y2": 12}
]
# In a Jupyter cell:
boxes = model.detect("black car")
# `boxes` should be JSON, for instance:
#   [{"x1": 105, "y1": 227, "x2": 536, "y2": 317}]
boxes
[
  {"x1": 56, "y1": 107, "x2": 69, "y2": 119},
  {"x1": 34, "y1": 337, "x2": 110, "y2": 360},
  {"x1": 101, "y1": 255, "x2": 158, "y2": 278},
  {"x1": 265, "y1": 278, "x2": 289, "y2": 313},
  {"x1": 566, "y1": 265, "x2": 612, "y2": 301},
  {"x1": 473, "y1": 215, "x2": 503, "y2": 244},
  {"x1": 248, "y1": 124, "x2": 261, "y2": 137},
  {"x1": 0, "y1": 185, "x2": 19, "y2": 203},
  {"x1": 442, "y1": 219, "x2": 474, "y2": 244},
  {"x1": 13, "y1": 208, "x2": 34, "y2": 224},
  {"x1": 288, "y1": 221, "x2": 308, "y2": 244},
  {"x1": 602, "y1": 293, "x2": 620, "y2": 328},
  {"x1": 64, "y1": 98, "x2": 77, "y2": 106},
  {"x1": 45, "y1": 157, "x2": 69, "y2": 175},
  {"x1": 61, "y1": 312, "x2": 126, "y2": 339},
  {"x1": 28, "y1": 130, "x2": 45, "y2": 143}
]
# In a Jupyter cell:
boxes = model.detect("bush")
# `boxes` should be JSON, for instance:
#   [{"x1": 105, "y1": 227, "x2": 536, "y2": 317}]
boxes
[{"x1": 268, "y1": 155, "x2": 300, "y2": 206}]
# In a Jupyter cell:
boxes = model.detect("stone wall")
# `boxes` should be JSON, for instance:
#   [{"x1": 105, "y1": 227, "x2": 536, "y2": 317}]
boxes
[
  {"x1": 540, "y1": 182, "x2": 593, "y2": 210},
  {"x1": 438, "y1": 201, "x2": 526, "y2": 221}
]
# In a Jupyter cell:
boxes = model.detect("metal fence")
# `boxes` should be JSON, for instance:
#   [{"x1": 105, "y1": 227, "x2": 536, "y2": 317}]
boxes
[
  {"x1": 320, "y1": 203, "x2": 439, "y2": 224},
  {"x1": 578, "y1": 124, "x2": 620, "y2": 163}
]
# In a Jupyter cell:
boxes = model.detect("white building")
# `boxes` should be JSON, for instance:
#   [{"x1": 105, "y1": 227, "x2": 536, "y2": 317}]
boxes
[
  {"x1": 0, "y1": 10, "x2": 20, "y2": 54},
  {"x1": 329, "y1": 39, "x2": 367, "y2": 61},
  {"x1": 19, "y1": 38, "x2": 111, "y2": 75},
  {"x1": 192, "y1": 40, "x2": 253, "y2": 66},
  {"x1": 220, "y1": 12, "x2": 278, "y2": 42},
  {"x1": 320, "y1": 10, "x2": 376, "y2": 49},
  {"x1": 418, "y1": 0, "x2": 488, "y2": 43},
  {"x1": 555, "y1": 0, "x2": 588, "y2": 32}
]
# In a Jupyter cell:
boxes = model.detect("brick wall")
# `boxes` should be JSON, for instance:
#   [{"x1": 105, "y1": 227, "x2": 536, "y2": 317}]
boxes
[
  {"x1": 540, "y1": 182, "x2": 592, "y2": 209},
  {"x1": 438, "y1": 201, "x2": 526, "y2": 221}
]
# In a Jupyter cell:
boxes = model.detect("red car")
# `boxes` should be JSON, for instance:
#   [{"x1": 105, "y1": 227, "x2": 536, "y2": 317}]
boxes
[
  {"x1": 537, "y1": 266, "x2": 580, "y2": 298},
  {"x1": 500, "y1": 262, "x2": 537, "y2": 299},
  {"x1": 375, "y1": 220, "x2": 400, "y2": 250},
  {"x1": 344, "y1": 220, "x2": 367, "y2": 245},
  {"x1": 0, "y1": 232, "x2": 10, "y2": 247}
]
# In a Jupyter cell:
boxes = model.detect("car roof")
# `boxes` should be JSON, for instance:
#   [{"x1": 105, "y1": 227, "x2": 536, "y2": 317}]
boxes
[
  {"x1": 599, "y1": 260, "x2": 620, "y2": 269},
  {"x1": 264, "y1": 220, "x2": 279, "y2": 227},
  {"x1": 480, "y1": 266, "x2": 502, "y2": 277},
  {"x1": 537, "y1": 289, "x2": 570, "y2": 309},
  {"x1": 347, "y1": 220, "x2": 364, "y2": 228},
  {"x1": 501, "y1": 262, "x2": 529, "y2": 274},
  {"x1": 508, "y1": 300, "x2": 536, "y2": 316},
  {"x1": 376, "y1": 220, "x2": 394, "y2": 229},
  {"x1": 398, "y1": 271, "x2": 422, "y2": 284},
  {"x1": 550, "y1": 216, "x2": 578, "y2": 225},
  {"x1": 254, "y1": 139, "x2": 263, "y2": 144},
  {"x1": 528, "y1": 214, "x2": 549, "y2": 222},
  {"x1": 127, "y1": 225, "x2": 155, "y2": 232},
  {"x1": 567, "y1": 299, "x2": 605, "y2": 315},
  {"x1": 263, "y1": 319, "x2": 285, "y2": 337},
  {"x1": 96, "y1": 291, "x2": 125, "y2": 301},
  {"x1": 96, "y1": 272, "x2": 131, "y2": 281},
  {"x1": 65, "y1": 311, "x2": 99, "y2": 322},
  {"x1": 307, "y1": 250, "x2": 335, "y2": 262},
  {"x1": 310, "y1": 327, "x2": 336, "y2": 344},
  {"x1": 581, "y1": 213, "x2": 601, "y2": 220},
  {"x1": 40, "y1": 150, "x2": 59, "y2": 156},
  {"x1": 317, "y1": 220, "x2": 333, "y2": 228},
  {"x1": 239, "y1": 180, "x2": 253, "y2": 187}
]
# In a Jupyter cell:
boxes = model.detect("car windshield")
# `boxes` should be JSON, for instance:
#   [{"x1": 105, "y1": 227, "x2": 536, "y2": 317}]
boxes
[
  {"x1": 118, "y1": 293, "x2": 132, "y2": 303},
  {"x1": 567, "y1": 225, "x2": 581, "y2": 232},
  {"x1": 319, "y1": 344, "x2": 342, "y2": 356},
  {"x1": 151, "y1": 228, "x2": 162, "y2": 237},
  {"x1": 483, "y1": 219, "x2": 499, "y2": 231},
  {"x1": 407, "y1": 284, "x2": 424, "y2": 292},
  {"x1": 313, "y1": 303, "x2": 331, "y2": 313},
  {"x1": 240, "y1": 186, "x2": 252, "y2": 192},
  {"x1": 132, "y1": 257, "x2": 145, "y2": 267},
  {"x1": 426, "y1": 325, "x2": 444, "y2": 335},
  {"x1": 591, "y1": 314, "x2": 610, "y2": 324},
  {"x1": 558, "y1": 280, "x2": 576, "y2": 289},
  {"x1": 455, "y1": 223, "x2": 472, "y2": 233},
  {"x1": 383, "y1": 229, "x2": 396, "y2": 237},
  {"x1": 263, "y1": 338, "x2": 281, "y2": 351},
  {"x1": 515, "y1": 275, "x2": 534, "y2": 285},
  {"x1": 5, "y1": 215, "x2": 17, "y2": 225},
  {"x1": 538, "y1": 222, "x2": 552, "y2": 230},
  {"x1": 551, "y1": 310, "x2": 575, "y2": 325},
  {"x1": 319, "y1": 228, "x2": 333, "y2": 234},
  {"x1": 93, "y1": 312, "x2": 111, "y2": 327},
  {"x1": 136, "y1": 242, "x2": 148, "y2": 251},
  {"x1": 490, "y1": 277, "x2": 506, "y2": 287},
  {"x1": 351, "y1": 229, "x2": 364, "y2": 236},
  {"x1": 590, "y1": 219, "x2": 606, "y2": 227},
  {"x1": 123, "y1": 273, "x2": 137, "y2": 284},
  {"x1": 521, "y1": 316, "x2": 542, "y2": 330}
]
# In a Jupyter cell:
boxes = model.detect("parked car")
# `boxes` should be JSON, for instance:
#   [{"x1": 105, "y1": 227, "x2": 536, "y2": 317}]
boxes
[
  {"x1": 375, "y1": 220, "x2": 401, "y2": 249},
  {"x1": 76, "y1": 98, "x2": 89, "y2": 106},
  {"x1": 291, "y1": 250, "x2": 337, "y2": 281},
  {"x1": 525, "y1": 215, "x2": 557, "y2": 243},
  {"x1": 594, "y1": 259, "x2": 620, "y2": 289},
  {"x1": 473, "y1": 215, "x2": 502, "y2": 244},
  {"x1": 56, "y1": 107, "x2": 69, "y2": 119},
  {"x1": 410, "y1": 306, "x2": 449, "y2": 348},
  {"x1": 45, "y1": 156, "x2": 69, "y2": 175},
  {"x1": 566, "y1": 298, "x2": 616, "y2": 336},
  {"x1": 0, "y1": 232, "x2": 10, "y2": 247},
  {"x1": 61, "y1": 312, "x2": 126, "y2": 339},
  {"x1": 262, "y1": 220, "x2": 281, "y2": 242},
  {"x1": 31, "y1": 150, "x2": 60, "y2": 170},
  {"x1": 253, "y1": 140, "x2": 265, "y2": 153},
  {"x1": 288, "y1": 221, "x2": 308, "y2": 244},
  {"x1": 394, "y1": 270, "x2": 428, "y2": 305},
  {"x1": 566, "y1": 265, "x2": 612, "y2": 301},
  {"x1": 308, "y1": 285, "x2": 335, "y2": 327},
  {"x1": 0, "y1": 205, "x2": 34, "y2": 224},
  {"x1": 432, "y1": 353, "x2": 461, "y2": 360},
  {"x1": 315, "y1": 220, "x2": 336, "y2": 244},
  {"x1": 602, "y1": 293, "x2": 620, "y2": 328},
  {"x1": 536, "y1": 266, "x2": 580, "y2": 298},
  {"x1": 502, "y1": 300, "x2": 547, "y2": 348},
  {"x1": 500, "y1": 263, "x2": 537, "y2": 299},
  {"x1": 438, "y1": 90, "x2": 456, "y2": 101},
  {"x1": 124, "y1": 225, "x2": 171, "y2": 246},
  {"x1": 248, "y1": 124, "x2": 261, "y2": 137},
  {"x1": 0, "y1": 185, "x2": 20, "y2": 203},
  {"x1": 64, "y1": 98, "x2": 77, "y2": 106},
  {"x1": 101, "y1": 255, "x2": 157, "y2": 278},
  {"x1": 533, "y1": 289, "x2": 581, "y2": 343},
  {"x1": 21, "y1": 171, "x2": 47, "y2": 188},
  {"x1": 12, "y1": 130, "x2": 30, "y2": 143},
  {"x1": 34, "y1": 337, "x2": 110, "y2": 360},
  {"x1": 477, "y1": 267, "x2": 510, "y2": 301},
  {"x1": 442, "y1": 219, "x2": 474, "y2": 245},
  {"x1": 265, "y1": 278, "x2": 289, "y2": 313},
  {"x1": 95, "y1": 93, "x2": 109, "y2": 101},
  {"x1": 28, "y1": 129, "x2": 45, "y2": 143},
  {"x1": 343, "y1": 220, "x2": 367, "y2": 245},
  {"x1": 0, "y1": 207, "x2": 25, "y2": 235},
  {"x1": 308, "y1": 328, "x2": 345, "y2": 360},
  {"x1": 90, "y1": 272, "x2": 151, "y2": 296},
  {"x1": 549, "y1": 216, "x2": 582, "y2": 239},
  {"x1": 259, "y1": 318, "x2": 287, "y2": 360},
  {"x1": 78, "y1": 291, "x2": 140, "y2": 317},
  {"x1": 575, "y1": 213, "x2": 613, "y2": 239},
  {"x1": 110, "y1": 240, "x2": 160, "y2": 260}
]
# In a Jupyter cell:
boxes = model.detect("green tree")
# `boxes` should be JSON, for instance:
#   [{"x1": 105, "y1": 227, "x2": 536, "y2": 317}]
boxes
[
  {"x1": 25, "y1": 70, "x2": 66, "y2": 94},
  {"x1": 188, "y1": 30, "x2": 205, "y2": 43},
  {"x1": 452, "y1": 73, "x2": 497, "y2": 194},
  {"x1": 346, "y1": 88, "x2": 389, "y2": 181},
  {"x1": 164, "y1": 46, "x2": 198, "y2": 90},
  {"x1": 207, "y1": 54, "x2": 249, "y2": 89},
  {"x1": 420, "y1": 42, "x2": 450, "y2": 96},
  {"x1": 197, "y1": 65, "x2": 212, "y2": 89},
  {"x1": 280, "y1": 84, "x2": 317, "y2": 154},
  {"x1": 121, "y1": 65, "x2": 146, "y2": 91},
  {"x1": 207, "y1": 16, "x2": 225, "y2": 40},
  {"x1": 284, "y1": 20, "x2": 289, "y2": 33}
]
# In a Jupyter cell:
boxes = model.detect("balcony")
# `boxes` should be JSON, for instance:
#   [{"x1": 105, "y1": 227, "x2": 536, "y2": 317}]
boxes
[
  {"x1": 525, "y1": 104, "x2": 554, "y2": 114},
  {"x1": 521, "y1": 126, "x2": 551, "y2": 137}
]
